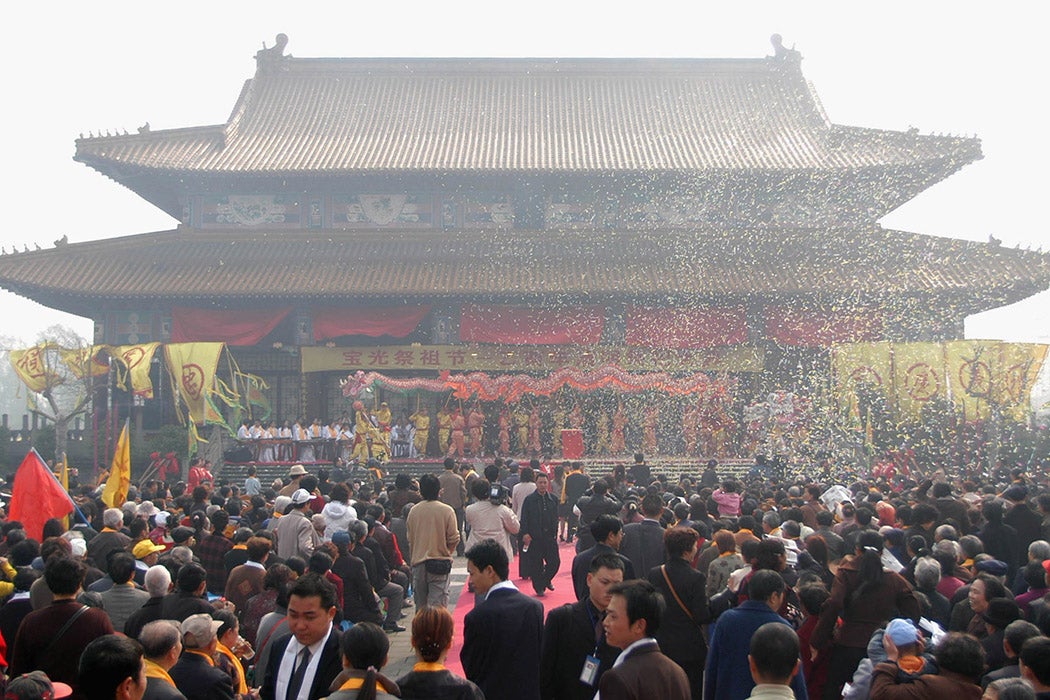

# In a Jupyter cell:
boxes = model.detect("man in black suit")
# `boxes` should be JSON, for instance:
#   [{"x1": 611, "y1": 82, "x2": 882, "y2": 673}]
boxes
[
  {"x1": 598, "y1": 580, "x2": 690, "y2": 700},
  {"x1": 574, "y1": 481, "x2": 623, "y2": 553},
  {"x1": 571, "y1": 515, "x2": 635, "y2": 601},
  {"x1": 260, "y1": 573, "x2": 343, "y2": 700},
  {"x1": 540, "y1": 553, "x2": 624, "y2": 700},
  {"x1": 462, "y1": 539, "x2": 544, "y2": 700},
  {"x1": 619, "y1": 494, "x2": 666, "y2": 577},
  {"x1": 168, "y1": 613, "x2": 235, "y2": 700},
  {"x1": 520, "y1": 472, "x2": 561, "y2": 596}
]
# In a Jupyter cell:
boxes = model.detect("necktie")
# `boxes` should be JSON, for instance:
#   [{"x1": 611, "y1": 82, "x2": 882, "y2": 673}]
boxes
[{"x1": 286, "y1": 647, "x2": 311, "y2": 700}]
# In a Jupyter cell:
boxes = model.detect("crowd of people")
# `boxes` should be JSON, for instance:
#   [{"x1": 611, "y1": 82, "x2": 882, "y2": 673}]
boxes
[{"x1": 1, "y1": 452, "x2": 1050, "y2": 699}]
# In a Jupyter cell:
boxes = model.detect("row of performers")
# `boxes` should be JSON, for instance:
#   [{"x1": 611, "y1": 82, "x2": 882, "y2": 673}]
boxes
[{"x1": 236, "y1": 399, "x2": 738, "y2": 462}]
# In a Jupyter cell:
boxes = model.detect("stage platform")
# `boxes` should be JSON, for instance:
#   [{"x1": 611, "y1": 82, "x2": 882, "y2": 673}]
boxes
[{"x1": 217, "y1": 455, "x2": 756, "y2": 488}]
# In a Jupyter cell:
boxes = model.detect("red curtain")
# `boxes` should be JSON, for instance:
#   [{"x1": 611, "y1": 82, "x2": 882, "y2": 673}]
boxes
[
  {"x1": 625, "y1": 306, "x2": 748, "y2": 348},
  {"x1": 312, "y1": 305, "x2": 431, "y2": 340},
  {"x1": 764, "y1": 306, "x2": 884, "y2": 347},
  {"x1": 459, "y1": 305, "x2": 605, "y2": 345},
  {"x1": 170, "y1": 307, "x2": 291, "y2": 346}
]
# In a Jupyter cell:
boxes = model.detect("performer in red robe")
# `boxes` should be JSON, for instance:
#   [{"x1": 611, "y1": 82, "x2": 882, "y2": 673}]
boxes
[
  {"x1": 448, "y1": 408, "x2": 466, "y2": 458},
  {"x1": 611, "y1": 403, "x2": 627, "y2": 454}
]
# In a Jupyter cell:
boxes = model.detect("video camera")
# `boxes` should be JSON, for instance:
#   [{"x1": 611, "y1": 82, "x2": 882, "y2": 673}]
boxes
[{"x1": 489, "y1": 483, "x2": 510, "y2": 506}]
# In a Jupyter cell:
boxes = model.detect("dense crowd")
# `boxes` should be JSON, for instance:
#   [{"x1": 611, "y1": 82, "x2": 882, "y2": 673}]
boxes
[{"x1": 1, "y1": 453, "x2": 1050, "y2": 699}]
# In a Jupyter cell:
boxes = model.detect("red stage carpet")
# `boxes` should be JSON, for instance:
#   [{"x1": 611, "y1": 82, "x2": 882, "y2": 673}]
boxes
[{"x1": 446, "y1": 538, "x2": 581, "y2": 676}]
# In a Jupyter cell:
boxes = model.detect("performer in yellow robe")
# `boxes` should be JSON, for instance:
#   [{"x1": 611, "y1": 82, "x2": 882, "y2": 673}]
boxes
[
  {"x1": 376, "y1": 402, "x2": 393, "y2": 434},
  {"x1": 550, "y1": 406, "x2": 566, "y2": 452},
  {"x1": 351, "y1": 401, "x2": 389, "y2": 463},
  {"x1": 409, "y1": 407, "x2": 431, "y2": 457},
  {"x1": 594, "y1": 411, "x2": 610, "y2": 455},
  {"x1": 436, "y1": 406, "x2": 453, "y2": 455},
  {"x1": 514, "y1": 405, "x2": 530, "y2": 455}
]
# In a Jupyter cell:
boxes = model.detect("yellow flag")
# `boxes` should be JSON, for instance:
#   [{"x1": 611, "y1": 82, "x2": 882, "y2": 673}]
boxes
[
  {"x1": 60, "y1": 346, "x2": 109, "y2": 379},
  {"x1": 832, "y1": 342, "x2": 892, "y2": 414},
  {"x1": 945, "y1": 340, "x2": 995, "y2": 422},
  {"x1": 102, "y1": 420, "x2": 131, "y2": 507},
  {"x1": 112, "y1": 342, "x2": 161, "y2": 398},
  {"x1": 164, "y1": 343, "x2": 224, "y2": 424},
  {"x1": 892, "y1": 342, "x2": 945, "y2": 420},
  {"x1": 9, "y1": 343, "x2": 60, "y2": 393},
  {"x1": 995, "y1": 343, "x2": 1048, "y2": 421}
]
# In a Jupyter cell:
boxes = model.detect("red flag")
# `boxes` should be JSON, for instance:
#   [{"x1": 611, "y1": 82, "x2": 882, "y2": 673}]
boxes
[{"x1": 7, "y1": 449, "x2": 74, "y2": 540}]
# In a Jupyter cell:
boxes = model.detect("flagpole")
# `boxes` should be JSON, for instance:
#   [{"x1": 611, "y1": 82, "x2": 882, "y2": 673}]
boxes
[{"x1": 31, "y1": 447, "x2": 90, "y2": 527}]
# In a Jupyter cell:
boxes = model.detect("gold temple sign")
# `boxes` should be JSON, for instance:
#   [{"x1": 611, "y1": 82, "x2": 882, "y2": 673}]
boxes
[{"x1": 301, "y1": 344, "x2": 764, "y2": 374}]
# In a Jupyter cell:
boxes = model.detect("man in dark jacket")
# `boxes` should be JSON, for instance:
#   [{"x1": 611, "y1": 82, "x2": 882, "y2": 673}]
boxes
[
  {"x1": 1003, "y1": 486, "x2": 1043, "y2": 568},
  {"x1": 520, "y1": 473, "x2": 561, "y2": 596},
  {"x1": 330, "y1": 531, "x2": 382, "y2": 626},
  {"x1": 571, "y1": 515, "x2": 635, "y2": 601},
  {"x1": 462, "y1": 539, "x2": 544, "y2": 700},
  {"x1": 541, "y1": 553, "x2": 624, "y2": 700},
  {"x1": 169, "y1": 613, "x2": 235, "y2": 700},
  {"x1": 159, "y1": 563, "x2": 214, "y2": 622},
  {"x1": 260, "y1": 574, "x2": 343, "y2": 700},
  {"x1": 574, "y1": 481, "x2": 622, "y2": 552},
  {"x1": 139, "y1": 619, "x2": 188, "y2": 700},
  {"x1": 619, "y1": 494, "x2": 666, "y2": 577}
]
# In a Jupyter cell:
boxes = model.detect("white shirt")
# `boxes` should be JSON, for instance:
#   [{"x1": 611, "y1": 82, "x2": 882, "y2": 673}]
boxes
[
  {"x1": 484, "y1": 579, "x2": 518, "y2": 601},
  {"x1": 275, "y1": 623, "x2": 333, "y2": 700}
]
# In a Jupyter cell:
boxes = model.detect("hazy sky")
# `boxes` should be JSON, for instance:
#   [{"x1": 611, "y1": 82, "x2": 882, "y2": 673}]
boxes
[{"x1": 2, "y1": 1, "x2": 1047, "y2": 347}]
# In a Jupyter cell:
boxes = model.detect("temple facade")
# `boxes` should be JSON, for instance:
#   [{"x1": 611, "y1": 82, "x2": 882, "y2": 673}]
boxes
[{"x1": 1, "y1": 36, "x2": 1046, "y2": 461}]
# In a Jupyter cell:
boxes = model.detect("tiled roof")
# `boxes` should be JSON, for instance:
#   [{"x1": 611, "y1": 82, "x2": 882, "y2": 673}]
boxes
[
  {"x1": 74, "y1": 57, "x2": 981, "y2": 175},
  {"x1": 0, "y1": 227, "x2": 1044, "y2": 316}
]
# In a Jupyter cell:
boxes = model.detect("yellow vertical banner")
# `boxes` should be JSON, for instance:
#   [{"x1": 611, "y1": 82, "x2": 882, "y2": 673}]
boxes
[
  {"x1": 164, "y1": 342, "x2": 224, "y2": 424},
  {"x1": 891, "y1": 342, "x2": 946, "y2": 420},
  {"x1": 995, "y1": 343, "x2": 1048, "y2": 421},
  {"x1": 101, "y1": 420, "x2": 131, "y2": 507},
  {"x1": 832, "y1": 342, "x2": 893, "y2": 414},
  {"x1": 944, "y1": 340, "x2": 995, "y2": 422}
]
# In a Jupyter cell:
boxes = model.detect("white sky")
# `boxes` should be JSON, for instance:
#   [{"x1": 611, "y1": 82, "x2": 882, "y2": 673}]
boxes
[{"x1": 1, "y1": 1, "x2": 1047, "y2": 347}]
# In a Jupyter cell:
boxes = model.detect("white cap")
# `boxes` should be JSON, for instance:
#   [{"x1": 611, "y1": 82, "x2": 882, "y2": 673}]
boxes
[{"x1": 291, "y1": 488, "x2": 317, "y2": 505}]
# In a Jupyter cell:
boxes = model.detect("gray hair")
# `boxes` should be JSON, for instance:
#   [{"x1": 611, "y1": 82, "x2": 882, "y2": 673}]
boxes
[
  {"x1": 349, "y1": 520, "x2": 368, "y2": 542},
  {"x1": 985, "y1": 677, "x2": 1036, "y2": 700},
  {"x1": 932, "y1": 539, "x2": 961, "y2": 561},
  {"x1": 169, "y1": 546, "x2": 194, "y2": 567},
  {"x1": 1028, "y1": 540, "x2": 1050, "y2": 561},
  {"x1": 934, "y1": 524, "x2": 958, "y2": 542},
  {"x1": 139, "y1": 619, "x2": 181, "y2": 658},
  {"x1": 762, "y1": 511, "x2": 782, "y2": 528},
  {"x1": 102, "y1": 508, "x2": 124, "y2": 529},
  {"x1": 914, "y1": 556, "x2": 942, "y2": 590},
  {"x1": 144, "y1": 564, "x2": 172, "y2": 597}
]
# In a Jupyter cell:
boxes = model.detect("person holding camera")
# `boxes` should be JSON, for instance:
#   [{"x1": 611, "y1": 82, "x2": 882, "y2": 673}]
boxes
[{"x1": 465, "y1": 479, "x2": 520, "y2": 563}]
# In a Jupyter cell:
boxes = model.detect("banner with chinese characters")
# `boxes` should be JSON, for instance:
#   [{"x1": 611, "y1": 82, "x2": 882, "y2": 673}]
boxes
[
  {"x1": 111, "y1": 342, "x2": 161, "y2": 398},
  {"x1": 301, "y1": 344, "x2": 764, "y2": 374},
  {"x1": 834, "y1": 341, "x2": 1047, "y2": 423}
]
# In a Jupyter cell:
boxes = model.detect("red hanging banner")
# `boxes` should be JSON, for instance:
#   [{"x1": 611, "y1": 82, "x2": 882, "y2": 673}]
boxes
[
  {"x1": 764, "y1": 306, "x2": 884, "y2": 347},
  {"x1": 625, "y1": 306, "x2": 748, "y2": 348},
  {"x1": 459, "y1": 305, "x2": 605, "y2": 345},
  {"x1": 312, "y1": 305, "x2": 431, "y2": 341},
  {"x1": 170, "y1": 307, "x2": 291, "y2": 346}
]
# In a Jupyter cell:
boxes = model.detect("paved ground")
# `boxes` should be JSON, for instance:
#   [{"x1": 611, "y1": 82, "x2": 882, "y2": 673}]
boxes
[{"x1": 383, "y1": 558, "x2": 471, "y2": 679}]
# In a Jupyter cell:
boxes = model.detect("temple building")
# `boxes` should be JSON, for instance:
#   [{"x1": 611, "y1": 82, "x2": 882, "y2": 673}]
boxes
[{"x1": 1, "y1": 35, "x2": 1047, "y2": 461}]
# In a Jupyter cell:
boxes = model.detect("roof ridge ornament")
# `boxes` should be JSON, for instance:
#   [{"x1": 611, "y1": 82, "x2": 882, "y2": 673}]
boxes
[
  {"x1": 769, "y1": 34, "x2": 802, "y2": 65},
  {"x1": 256, "y1": 33, "x2": 290, "y2": 70}
]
